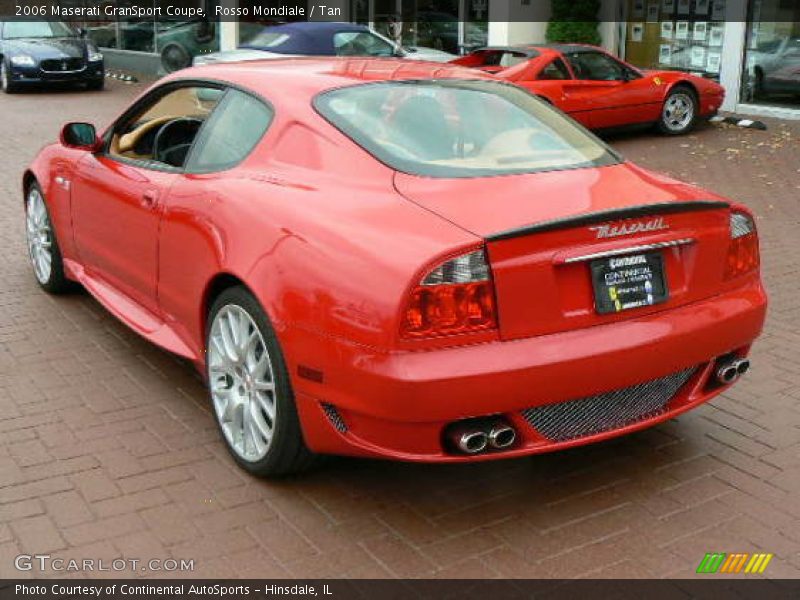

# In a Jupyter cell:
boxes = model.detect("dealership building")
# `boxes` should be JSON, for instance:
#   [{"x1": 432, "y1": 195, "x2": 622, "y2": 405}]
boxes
[{"x1": 87, "y1": 0, "x2": 799, "y2": 119}]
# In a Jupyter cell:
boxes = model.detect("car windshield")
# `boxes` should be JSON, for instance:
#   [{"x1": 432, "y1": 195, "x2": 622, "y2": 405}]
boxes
[
  {"x1": 314, "y1": 80, "x2": 618, "y2": 178},
  {"x1": 3, "y1": 21, "x2": 76, "y2": 39}
]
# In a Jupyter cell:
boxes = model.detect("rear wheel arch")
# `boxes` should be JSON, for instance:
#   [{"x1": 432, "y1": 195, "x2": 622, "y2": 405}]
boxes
[
  {"x1": 200, "y1": 272, "x2": 285, "y2": 344},
  {"x1": 667, "y1": 80, "x2": 699, "y2": 101},
  {"x1": 201, "y1": 272, "x2": 249, "y2": 336}
]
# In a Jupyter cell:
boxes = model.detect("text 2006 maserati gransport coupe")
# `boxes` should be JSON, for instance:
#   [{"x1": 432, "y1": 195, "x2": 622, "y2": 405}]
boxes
[{"x1": 23, "y1": 58, "x2": 766, "y2": 476}]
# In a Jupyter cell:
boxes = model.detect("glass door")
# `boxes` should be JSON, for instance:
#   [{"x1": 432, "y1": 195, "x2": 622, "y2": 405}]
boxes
[{"x1": 741, "y1": 0, "x2": 800, "y2": 108}]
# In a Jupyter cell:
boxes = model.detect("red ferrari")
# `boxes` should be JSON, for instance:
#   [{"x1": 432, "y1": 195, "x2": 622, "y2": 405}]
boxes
[
  {"x1": 24, "y1": 58, "x2": 765, "y2": 476},
  {"x1": 451, "y1": 44, "x2": 726, "y2": 134}
]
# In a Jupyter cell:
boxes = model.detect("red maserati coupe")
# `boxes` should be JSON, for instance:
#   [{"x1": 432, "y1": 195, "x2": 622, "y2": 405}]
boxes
[
  {"x1": 451, "y1": 44, "x2": 726, "y2": 134},
  {"x1": 23, "y1": 58, "x2": 765, "y2": 476}
]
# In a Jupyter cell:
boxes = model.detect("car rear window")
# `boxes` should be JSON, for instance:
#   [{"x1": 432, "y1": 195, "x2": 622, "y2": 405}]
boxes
[{"x1": 314, "y1": 80, "x2": 619, "y2": 178}]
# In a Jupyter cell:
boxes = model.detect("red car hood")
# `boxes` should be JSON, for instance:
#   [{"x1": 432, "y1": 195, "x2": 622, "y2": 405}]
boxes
[{"x1": 394, "y1": 162, "x2": 719, "y2": 239}]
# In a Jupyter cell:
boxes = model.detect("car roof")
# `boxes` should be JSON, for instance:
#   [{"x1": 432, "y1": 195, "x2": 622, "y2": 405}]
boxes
[
  {"x1": 240, "y1": 21, "x2": 373, "y2": 55},
  {"x1": 255, "y1": 21, "x2": 370, "y2": 36},
  {"x1": 183, "y1": 57, "x2": 497, "y2": 100},
  {"x1": 471, "y1": 46, "x2": 541, "y2": 58},
  {"x1": 529, "y1": 43, "x2": 603, "y2": 54}
]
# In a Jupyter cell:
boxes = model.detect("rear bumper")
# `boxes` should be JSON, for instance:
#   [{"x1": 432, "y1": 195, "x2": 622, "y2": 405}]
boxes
[
  {"x1": 289, "y1": 282, "x2": 767, "y2": 462},
  {"x1": 700, "y1": 88, "x2": 725, "y2": 118}
]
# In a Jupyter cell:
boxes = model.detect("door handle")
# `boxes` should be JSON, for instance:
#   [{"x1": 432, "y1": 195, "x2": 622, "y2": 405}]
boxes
[{"x1": 141, "y1": 190, "x2": 159, "y2": 208}]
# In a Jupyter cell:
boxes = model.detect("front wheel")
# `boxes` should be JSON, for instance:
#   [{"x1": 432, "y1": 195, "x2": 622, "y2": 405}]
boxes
[
  {"x1": 160, "y1": 43, "x2": 191, "y2": 73},
  {"x1": 25, "y1": 183, "x2": 70, "y2": 293},
  {"x1": 86, "y1": 78, "x2": 105, "y2": 91},
  {"x1": 1, "y1": 61, "x2": 18, "y2": 94},
  {"x1": 657, "y1": 86, "x2": 698, "y2": 135},
  {"x1": 206, "y1": 287, "x2": 318, "y2": 477}
]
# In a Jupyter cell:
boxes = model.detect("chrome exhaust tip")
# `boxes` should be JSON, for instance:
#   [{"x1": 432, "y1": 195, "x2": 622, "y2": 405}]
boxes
[
  {"x1": 453, "y1": 430, "x2": 488, "y2": 454},
  {"x1": 733, "y1": 358, "x2": 750, "y2": 376},
  {"x1": 488, "y1": 423, "x2": 516, "y2": 449},
  {"x1": 716, "y1": 363, "x2": 739, "y2": 385}
]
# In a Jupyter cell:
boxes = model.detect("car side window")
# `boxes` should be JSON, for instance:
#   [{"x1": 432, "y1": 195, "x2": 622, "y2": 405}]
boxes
[
  {"x1": 107, "y1": 85, "x2": 224, "y2": 170},
  {"x1": 185, "y1": 89, "x2": 274, "y2": 173},
  {"x1": 566, "y1": 52, "x2": 626, "y2": 81},
  {"x1": 333, "y1": 32, "x2": 395, "y2": 57},
  {"x1": 785, "y1": 39, "x2": 800, "y2": 58},
  {"x1": 538, "y1": 58, "x2": 572, "y2": 80}
]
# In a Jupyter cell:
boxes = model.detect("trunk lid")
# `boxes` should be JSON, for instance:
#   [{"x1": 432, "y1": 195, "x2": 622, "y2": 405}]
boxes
[{"x1": 394, "y1": 163, "x2": 733, "y2": 340}]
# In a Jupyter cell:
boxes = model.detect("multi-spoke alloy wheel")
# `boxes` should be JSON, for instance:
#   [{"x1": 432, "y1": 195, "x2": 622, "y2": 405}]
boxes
[
  {"x1": 24, "y1": 183, "x2": 68, "y2": 293},
  {"x1": 26, "y1": 187, "x2": 53, "y2": 285},
  {"x1": 205, "y1": 287, "x2": 316, "y2": 476},
  {"x1": 1, "y1": 61, "x2": 17, "y2": 94},
  {"x1": 659, "y1": 88, "x2": 697, "y2": 135},
  {"x1": 208, "y1": 305, "x2": 276, "y2": 462}
]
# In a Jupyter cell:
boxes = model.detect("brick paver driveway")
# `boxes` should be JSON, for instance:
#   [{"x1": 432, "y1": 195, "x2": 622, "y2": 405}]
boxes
[{"x1": 1, "y1": 81, "x2": 798, "y2": 579}]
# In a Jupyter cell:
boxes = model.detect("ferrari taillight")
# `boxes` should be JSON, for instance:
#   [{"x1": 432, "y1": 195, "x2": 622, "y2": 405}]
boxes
[
  {"x1": 401, "y1": 249, "x2": 497, "y2": 339},
  {"x1": 725, "y1": 212, "x2": 760, "y2": 279}
]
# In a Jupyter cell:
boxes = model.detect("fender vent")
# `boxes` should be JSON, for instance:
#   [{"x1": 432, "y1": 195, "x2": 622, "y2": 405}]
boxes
[
  {"x1": 321, "y1": 403, "x2": 347, "y2": 433},
  {"x1": 521, "y1": 367, "x2": 697, "y2": 442}
]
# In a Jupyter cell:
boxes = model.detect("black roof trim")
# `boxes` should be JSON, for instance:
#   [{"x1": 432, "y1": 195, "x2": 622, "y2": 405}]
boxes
[
  {"x1": 472, "y1": 46, "x2": 541, "y2": 58},
  {"x1": 485, "y1": 201, "x2": 731, "y2": 242}
]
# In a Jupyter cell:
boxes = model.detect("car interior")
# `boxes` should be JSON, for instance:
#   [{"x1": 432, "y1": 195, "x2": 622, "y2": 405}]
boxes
[
  {"x1": 538, "y1": 58, "x2": 572, "y2": 80},
  {"x1": 565, "y1": 52, "x2": 630, "y2": 81},
  {"x1": 108, "y1": 86, "x2": 223, "y2": 168}
]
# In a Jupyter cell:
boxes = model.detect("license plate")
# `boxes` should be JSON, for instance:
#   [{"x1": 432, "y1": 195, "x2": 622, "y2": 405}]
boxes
[{"x1": 590, "y1": 252, "x2": 668, "y2": 314}]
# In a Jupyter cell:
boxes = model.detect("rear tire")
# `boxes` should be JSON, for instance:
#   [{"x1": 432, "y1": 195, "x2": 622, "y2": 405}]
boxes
[
  {"x1": 25, "y1": 182, "x2": 70, "y2": 294},
  {"x1": 86, "y1": 78, "x2": 104, "y2": 91},
  {"x1": 657, "y1": 85, "x2": 698, "y2": 135},
  {"x1": 206, "y1": 286, "x2": 318, "y2": 477}
]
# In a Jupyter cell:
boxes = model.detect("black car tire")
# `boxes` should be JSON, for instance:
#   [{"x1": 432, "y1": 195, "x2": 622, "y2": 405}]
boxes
[
  {"x1": 161, "y1": 43, "x2": 191, "y2": 73},
  {"x1": 206, "y1": 286, "x2": 319, "y2": 477},
  {"x1": 657, "y1": 85, "x2": 698, "y2": 136},
  {"x1": 25, "y1": 182, "x2": 71, "y2": 294},
  {"x1": 1, "y1": 61, "x2": 19, "y2": 94},
  {"x1": 86, "y1": 78, "x2": 105, "y2": 91}
]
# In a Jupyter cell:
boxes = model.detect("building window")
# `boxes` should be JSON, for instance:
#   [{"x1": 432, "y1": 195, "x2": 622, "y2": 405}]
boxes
[
  {"x1": 741, "y1": 0, "x2": 800, "y2": 108},
  {"x1": 624, "y1": 0, "x2": 726, "y2": 80},
  {"x1": 371, "y1": 0, "x2": 488, "y2": 55}
]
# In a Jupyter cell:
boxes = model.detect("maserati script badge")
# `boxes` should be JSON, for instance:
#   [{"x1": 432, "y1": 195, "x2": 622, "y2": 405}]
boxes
[{"x1": 589, "y1": 217, "x2": 669, "y2": 239}]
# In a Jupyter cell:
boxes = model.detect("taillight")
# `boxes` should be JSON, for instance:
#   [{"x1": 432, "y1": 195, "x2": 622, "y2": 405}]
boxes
[
  {"x1": 725, "y1": 211, "x2": 760, "y2": 279},
  {"x1": 401, "y1": 248, "x2": 497, "y2": 338}
]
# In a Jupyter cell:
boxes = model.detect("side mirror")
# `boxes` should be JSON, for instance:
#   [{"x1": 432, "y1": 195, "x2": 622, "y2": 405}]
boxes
[
  {"x1": 77, "y1": 27, "x2": 87, "y2": 38},
  {"x1": 60, "y1": 122, "x2": 101, "y2": 151}
]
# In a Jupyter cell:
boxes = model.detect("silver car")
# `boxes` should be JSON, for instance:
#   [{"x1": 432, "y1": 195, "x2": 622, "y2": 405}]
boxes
[{"x1": 193, "y1": 21, "x2": 454, "y2": 66}]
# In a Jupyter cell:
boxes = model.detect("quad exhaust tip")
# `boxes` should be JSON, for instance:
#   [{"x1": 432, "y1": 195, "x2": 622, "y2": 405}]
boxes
[
  {"x1": 447, "y1": 419, "x2": 516, "y2": 454},
  {"x1": 716, "y1": 357, "x2": 751, "y2": 385},
  {"x1": 734, "y1": 358, "x2": 750, "y2": 376},
  {"x1": 488, "y1": 423, "x2": 516, "y2": 449},
  {"x1": 455, "y1": 430, "x2": 488, "y2": 454}
]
